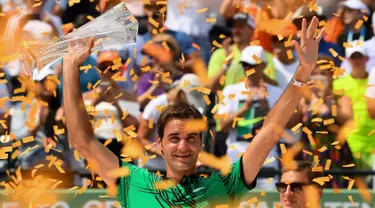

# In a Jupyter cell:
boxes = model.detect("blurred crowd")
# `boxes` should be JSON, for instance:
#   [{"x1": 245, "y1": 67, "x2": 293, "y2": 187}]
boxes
[{"x1": 1, "y1": 0, "x2": 375, "y2": 190}]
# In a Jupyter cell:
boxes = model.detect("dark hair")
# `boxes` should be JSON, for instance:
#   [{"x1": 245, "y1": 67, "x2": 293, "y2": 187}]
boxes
[
  {"x1": 282, "y1": 161, "x2": 324, "y2": 189},
  {"x1": 157, "y1": 101, "x2": 203, "y2": 139}
]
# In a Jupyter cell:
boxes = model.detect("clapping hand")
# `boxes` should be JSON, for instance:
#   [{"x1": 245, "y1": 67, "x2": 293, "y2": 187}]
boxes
[{"x1": 292, "y1": 17, "x2": 325, "y2": 82}]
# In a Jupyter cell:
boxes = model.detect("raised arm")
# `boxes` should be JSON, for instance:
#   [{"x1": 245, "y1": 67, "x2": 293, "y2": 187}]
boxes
[
  {"x1": 242, "y1": 17, "x2": 325, "y2": 184},
  {"x1": 62, "y1": 38, "x2": 119, "y2": 186}
]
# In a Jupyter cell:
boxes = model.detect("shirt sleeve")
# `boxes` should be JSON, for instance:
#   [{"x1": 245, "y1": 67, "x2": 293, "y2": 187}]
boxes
[
  {"x1": 116, "y1": 159, "x2": 151, "y2": 208},
  {"x1": 366, "y1": 68, "x2": 375, "y2": 99},
  {"x1": 211, "y1": 156, "x2": 256, "y2": 202}
]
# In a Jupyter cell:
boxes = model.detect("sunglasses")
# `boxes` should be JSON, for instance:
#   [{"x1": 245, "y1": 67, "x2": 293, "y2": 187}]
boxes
[{"x1": 275, "y1": 182, "x2": 308, "y2": 193}]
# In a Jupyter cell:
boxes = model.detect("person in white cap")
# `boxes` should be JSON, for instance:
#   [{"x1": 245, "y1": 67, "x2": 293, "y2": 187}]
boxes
[
  {"x1": 136, "y1": 73, "x2": 207, "y2": 171},
  {"x1": 338, "y1": 0, "x2": 373, "y2": 57},
  {"x1": 217, "y1": 45, "x2": 286, "y2": 189},
  {"x1": 333, "y1": 40, "x2": 375, "y2": 180}
]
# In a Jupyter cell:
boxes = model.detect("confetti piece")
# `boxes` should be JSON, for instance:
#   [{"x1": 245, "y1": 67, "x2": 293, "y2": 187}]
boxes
[
  {"x1": 108, "y1": 167, "x2": 130, "y2": 178},
  {"x1": 225, "y1": 52, "x2": 234, "y2": 62},
  {"x1": 266, "y1": 178, "x2": 273, "y2": 184},
  {"x1": 363, "y1": 16, "x2": 368, "y2": 21},
  {"x1": 302, "y1": 127, "x2": 312, "y2": 135},
  {"x1": 303, "y1": 149, "x2": 313, "y2": 156},
  {"x1": 198, "y1": 86, "x2": 211, "y2": 95},
  {"x1": 280, "y1": 144, "x2": 287, "y2": 154},
  {"x1": 343, "y1": 163, "x2": 355, "y2": 168},
  {"x1": 287, "y1": 50, "x2": 293, "y2": 59},
  {"x1": 212, "y1": 40, "x2": 222, "y2": 48},
  {"x1": 250, "y1": 40, "x2": 260, "y2": 46},
  {"x1": 33, "y1": 1, "x2": 43, "y2": 7},
  {"x1": 355, "y1": 20, "x2": 364, "y2": 29},
  {"x1": 324, "y1": 159, "x2": 332, "y2": 171},
  {"x1": 196, "y1": 8, "x2": 208, "y2": 13},
  {"x1": 192, "y1": 43, "x2": 201, "y2": 51},
  {"x1": 183, "y1": 119, "x2": 207, "y2": 132},
  {"x1": 87, "y1": 15, "x2": 94, "y2": 21},
  {"x1": 348, "y1": 179, "x2": 355, "y2": 190},
  {"x1": 154, "y1": 179, "x2": 177, "y2": 190},
  {"x1": 22, "y1": 136, "x2": 34, "y2": 143},
  {"x1": 263, "y1": 157, "x2": 275, "y2": 165},
  {"x1": 199, "y1": 152, "x2": 231, "y2": 175},
  {"x1": 203, "y1": 95, "x2": 211, "y2": 105},
  {"x1": 53, "y1": 125, "x2": 65, "y2": 135},
  {"x1": 219, "y1": 75, "x2": 226, "y2": 86},
  {"x1": 206, "y1": 18, "x2": 216, "y2": 23},
  {"x1": 252, "y1": 55, "x2": 262, "y2": 64},
  {"x1": 247, "y1": 197, "x2": 258, "y2": 205},
  {"x1": 311, "y1": 118, "x2": 322, "y2": 123},
  {"x1": 348, "y1": 195, "x2": 357, "y2": 206},
  {"x1": 343, "y1": 42, "x2": 353, "y2": 48},
  {"x1": 291, "y1": 123, "x2": 303, "y2": 133},
  {"x1": 323, "y1": 118, "x2": 335, "y2": 125},
  {"x1": 243, "y1": 133, "x2": 253, "y2": 140},
  {"x1": 245, "y1": 69, "x2": 255, "y2": 77}
]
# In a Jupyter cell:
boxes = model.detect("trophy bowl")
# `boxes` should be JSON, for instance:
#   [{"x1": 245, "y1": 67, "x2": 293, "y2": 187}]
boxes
[{"x1": 20, "y1": 2, "x2": 138, "y2": 79}]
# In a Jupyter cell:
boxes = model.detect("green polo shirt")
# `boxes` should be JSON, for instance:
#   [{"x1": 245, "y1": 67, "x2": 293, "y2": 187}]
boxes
[{"x1": 116, "y1": 157, "x2": 256, "y2": 207}]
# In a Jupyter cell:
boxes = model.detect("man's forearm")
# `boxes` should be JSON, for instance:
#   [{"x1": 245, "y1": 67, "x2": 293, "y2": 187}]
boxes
[
  {"x1": 62, "y1": 61, "x2": 95, "y2": 149},
  {"x1": 243, "y1": 70, "x2": 305, "y2": 184}
]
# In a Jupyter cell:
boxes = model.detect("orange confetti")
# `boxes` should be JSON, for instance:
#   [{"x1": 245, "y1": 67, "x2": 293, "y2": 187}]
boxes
[
  {"x1": 245, "y1": 68, "x2": 255, "y2": 77},
  {"x1": 87, "y1": 15, "x2": 94, "y2": 21},
  {"x1": 343, "y1": 163, "x2": 355, "y2": 168},
  {"x1": 325, "y1": 159, "x2": 331, "y2": 170},
  {"x1": 287, "y1": 50, "x2": 293, "y2": 59},
  {"x1": 192, "y1": 43, "x2": 201, "y2": 51},
  {"x1": 329, "y1": 48, "x2": 338, "y2": 58},
  {"x1": 247, "y1": 197, "x2": 258, "y2": 205},
  {"x1": 243, "y1": 133, "x2": 253, "y2": 140},
  {"x1": 252, "y1": 55, "x2": 262, "y2": 64},
  {"x1": 183, "y1": 119, "x2": 208, "y2": 132},
  {"x1": 196, "y1": 8, "x2": 208, "y2": 13},
  {"x1": 250, "y1": 40, "x2": 260, "y2": 46},
  {"x1": 355, "y1": 20, "x2": 364, "y2": 29},
  {"x1": 348, "y1": 195, "x2": 357, "y2": 206},
  {"x1": 291, "y1": 123, "x2": 303, "y2": 133},
  {"x1": 323, "y1": 118, "x2": 335, "y2": 125},
  {"x1": 280, "y1": 144, "x2": 287, "y2": 154},
  {"x1": 206, "y1": 18, "x2": 216, "y2": 23},
  {"x1": 263, "y1": 157, "x2": 275, "y2": 165}
]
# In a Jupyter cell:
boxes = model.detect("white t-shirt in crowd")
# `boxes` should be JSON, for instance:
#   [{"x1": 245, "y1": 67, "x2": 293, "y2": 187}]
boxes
[
  {"x1": 218, "y1": 81, "x2": 283, "y2": 189},
  {"x1": 366, "y1": 67, "x2": 375, "y2": 99},
  {"x1": 274, "y1": 57, "x2": 300, "y2": 90},
  {"x1": 164, "y1": 0, "x2": 221, "y2": 37},
  {"x1": 141, "y1": 93, "x2": 169, "y2": 170}
]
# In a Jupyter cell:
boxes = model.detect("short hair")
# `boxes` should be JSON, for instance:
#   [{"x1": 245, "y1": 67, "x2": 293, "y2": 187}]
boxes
[
  {"x1": 157, "y1": 101, "x2": 203, "y2": 139},
  {"x1": 282, "y1": 161, "x2": 324, "y2": 189}
]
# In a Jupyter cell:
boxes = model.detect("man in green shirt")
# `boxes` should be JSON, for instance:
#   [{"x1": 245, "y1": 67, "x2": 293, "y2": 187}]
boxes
[
  {"x1": 207, "y1": 13, "x2": 275, "y2": 92},
  {"x1": 333, "y1": 40, "x2": 375, "y2": 170},
  {"x1": 61, "y1": 17, "x2": 324, "y2": 207}
]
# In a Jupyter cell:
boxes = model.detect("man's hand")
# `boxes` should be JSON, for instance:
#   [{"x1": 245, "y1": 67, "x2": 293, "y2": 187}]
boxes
[
  {"x1": 63, "y1": 37, "x2": 96, "y2": 68},
  {"x1": 292, "y1": 17, "x2": 325, "y2": 82}
]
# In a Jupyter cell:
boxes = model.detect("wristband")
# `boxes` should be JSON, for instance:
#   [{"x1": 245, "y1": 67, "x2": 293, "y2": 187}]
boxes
[{"x1": 291, "y1": 78, "x2": 307, "y2": 87}]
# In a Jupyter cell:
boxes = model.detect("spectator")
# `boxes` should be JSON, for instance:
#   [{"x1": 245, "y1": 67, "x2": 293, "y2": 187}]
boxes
[
  {"x1": 164, "y1": 0, "x2": 220, "y2": 65},
  {"x1": 82, "y1": 50, "x2": 139, "y2": 159},
  {"x1": 333, "y1": 41, "x2": 375, "y2": 177},
  {"x1": 136, "y1": 34, "x2": 184, "y2": 111},
  {"x1": 208, "y1": 13, "x2": 273, "y2": 91},
  {"x1": 269, "y1": 23, "x2": 300, "y2": 91},
  {"x1": 294, "y1": 56, "x2": 354, "y2": 188},
  {"x1": 217, "y1": 46, "x2": 284, "y2": 189},
  {"x1": 137, "y1": 73, "x2": 207, "y2": 171}
]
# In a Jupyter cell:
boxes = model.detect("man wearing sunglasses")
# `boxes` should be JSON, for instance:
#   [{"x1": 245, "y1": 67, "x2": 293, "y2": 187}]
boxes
[{"x1": 276, "y1": 161, "x2": 323, "y2": 208}]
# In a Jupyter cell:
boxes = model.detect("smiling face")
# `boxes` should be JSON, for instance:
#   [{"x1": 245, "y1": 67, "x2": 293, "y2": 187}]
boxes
[{"x1": 157, "y1": 119, "x2": 202, "y2": 172}]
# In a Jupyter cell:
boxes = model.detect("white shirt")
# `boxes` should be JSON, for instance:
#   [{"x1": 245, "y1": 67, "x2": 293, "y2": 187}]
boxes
[
  {"x1": 366, "y1": 67, "x2": 375, "y2": 99},
  {"x1": 164, "y1": 0, "x2": 221, "y2": 37},
  {"x1": 274, "y1": 57, "x2": 300, "y2": 90},
  {"x1": 141, "y1": 94, "x2": 169, "y2": 170}
]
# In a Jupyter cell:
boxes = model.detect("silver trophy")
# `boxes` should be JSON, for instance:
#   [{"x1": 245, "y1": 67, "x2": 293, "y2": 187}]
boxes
[{"x1": 20, "y1": 2, "x2": 138, "y2": 79}]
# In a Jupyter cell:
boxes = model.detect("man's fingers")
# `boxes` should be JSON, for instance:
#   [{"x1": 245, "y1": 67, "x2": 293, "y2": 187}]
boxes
[
  {"x1": 306, "y1": 16, "x2": 319, "y2": 39},
  {"x1": 292, "y1": 40, "x2": 302, "y2": 57},
  {"x1": 315, "y1": 28, "x2": 325, "y2": 43},
  {"x1": 301, "y1": 18, "x2": 307, "y2": 39}
]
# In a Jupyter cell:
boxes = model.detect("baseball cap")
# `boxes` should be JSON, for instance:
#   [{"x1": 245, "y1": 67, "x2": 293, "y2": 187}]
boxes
[
  {"x1": 240, "y1": 46, "x2": 267, "y2": 65},
  {"x1": 345, "y1": 40, "x2": 367, "y2": 58},
  {"x1": 97, "y1": 50, "x2": 120, "y2": 64},
  {"x1": 341, "y1": 0, "x2": 370, "y2": 14},
  {"x1": 233, "y1": 13, "x2": 256, "y2": 29},
  {"x1": 177, "y1": 73, "x2": 206, "y2": 114}
]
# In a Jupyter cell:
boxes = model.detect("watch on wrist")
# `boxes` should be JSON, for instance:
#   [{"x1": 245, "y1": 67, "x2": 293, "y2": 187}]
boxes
[{"x1": 291, "y1": 78, "x2": 307, "y2": 87}]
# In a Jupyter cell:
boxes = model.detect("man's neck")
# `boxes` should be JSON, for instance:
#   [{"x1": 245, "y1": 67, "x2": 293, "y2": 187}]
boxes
[
  {"x1": 351, "y1": 69, "x2": 368, "y2": 79},
  {"x1": 247, "y1": 78, "x2": 263, "y2": 88}
]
